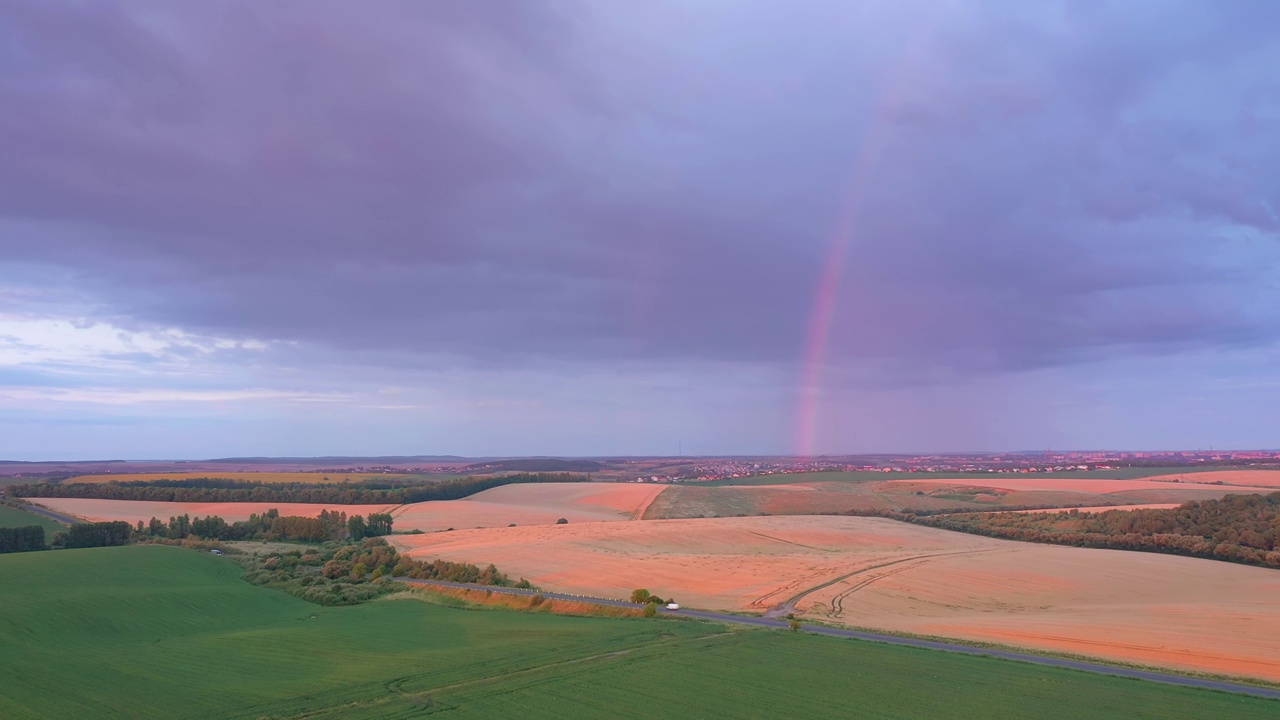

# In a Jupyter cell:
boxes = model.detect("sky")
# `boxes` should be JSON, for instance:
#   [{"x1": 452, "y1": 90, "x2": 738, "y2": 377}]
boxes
[{"x1": 1, "y1": 0, "x2": 1278, "y2": 460}]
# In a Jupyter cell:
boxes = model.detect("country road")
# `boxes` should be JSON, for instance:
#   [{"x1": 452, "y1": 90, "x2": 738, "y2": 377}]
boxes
[
  {"x1": 396, "y1": 577, "x2": 1280, "y2": 701},
  {"x1": 14, "y1": 502, "x2": 79, "y2": 526}
]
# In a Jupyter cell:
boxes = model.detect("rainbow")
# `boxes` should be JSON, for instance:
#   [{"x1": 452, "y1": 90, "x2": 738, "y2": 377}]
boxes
[{"x1": 793, "y1": 24, "x2": 936, "y2": 456}]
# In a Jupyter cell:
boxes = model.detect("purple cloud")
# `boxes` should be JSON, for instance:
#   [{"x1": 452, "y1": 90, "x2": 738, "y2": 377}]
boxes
[{"x1": 1, "y1": 1, "x2": 1278, "y2": 455}]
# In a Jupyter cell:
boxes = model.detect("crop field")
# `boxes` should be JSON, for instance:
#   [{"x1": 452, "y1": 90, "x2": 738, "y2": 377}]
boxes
[
  {"x1": 642, "y1": 476, "x2": 1265, "y2": 520},
  {"x1": 63, "y1": 471, "x2": 417, "y2": 484},
  {"x1": 0, "y1": 505, "x2": 64, "y2": 540},
  {"x1": 1153, "y1": 470, "x2": 1280, "y2": 487},
  {"x1": 391, "y1": 482, "x2": 665, "y2": 531},
  {"x1": 392, "y1": 515, "x2": 1280, "y2": 682},
  {"x1": 1, "y1": 545, "x2": 1275, "y2": 720}
]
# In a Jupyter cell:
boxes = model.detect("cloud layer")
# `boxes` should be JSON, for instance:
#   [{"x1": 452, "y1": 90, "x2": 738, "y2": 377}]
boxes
[{"x1": 1, "y1": 1, "x2": 1278, "y2": 457}]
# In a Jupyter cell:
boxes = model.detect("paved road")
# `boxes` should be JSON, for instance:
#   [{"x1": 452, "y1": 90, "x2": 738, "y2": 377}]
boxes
[
  {"x1": 396, "y1": 578, "x2": 1280, "y2": 701},
  {"x1": 14, "y1": 502, "x2": 78, "y2": 526}
]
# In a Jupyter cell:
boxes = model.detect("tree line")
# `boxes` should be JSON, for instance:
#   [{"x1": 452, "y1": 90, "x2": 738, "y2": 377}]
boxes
[
  {"x1": 7, "y1": 509, "x2": 396, "y2": 553},
  {"x1": 0, "y1": 526, "x2": 47, "y2": 553},
  {"x1": 138, "y1": 508, "x2": 395, "y2": 543},
  {"x1": 846, "y1": 492, "x2": 1280, "y2": 569},
  {"x1": 11, "y1": 473, "x2": 588, "y2": 505}
]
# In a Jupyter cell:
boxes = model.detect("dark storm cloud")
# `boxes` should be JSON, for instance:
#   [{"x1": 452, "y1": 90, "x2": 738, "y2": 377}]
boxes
[{"x1": 1, "y1": 0, "x2": 1277, "y2": 377}]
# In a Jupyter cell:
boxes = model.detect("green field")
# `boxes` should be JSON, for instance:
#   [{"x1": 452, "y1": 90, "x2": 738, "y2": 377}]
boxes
[
  {"x1": 703, "y1": 466, "x2": 1260, "y2": 487},
  {"x1": 0, "y1": 546, "x2": 1275, "y2": 719},
  {"x1": 0, "y1": 504, "x2": 65, "y2": 540}
]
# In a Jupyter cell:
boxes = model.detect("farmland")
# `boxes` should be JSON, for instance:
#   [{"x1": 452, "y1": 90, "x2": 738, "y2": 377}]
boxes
[
  {"x1": 390, "y1": 482, "x2": 664, "y2": 530},
  {"x1": 391, "y1": 515, "x2": 1280, "y2": 682},
  {"x1": 1, "y1": 545, "x2": 1275, "y2": 720},
  {"x1": 64, "y1": 471, "x2": 417, "y2": 484},
  {"x1": 26, "y1": 482, "x2": 662, "y2": 532},
  {"x1": 0, "y1": 505, "x2": 65, "y2": 540},
  {"x1": 26, "y1": 498, "x2": 398, "y2": 525},
  {"x1": 642, "y1": 474, "x2": 1276, "y2": 520}
]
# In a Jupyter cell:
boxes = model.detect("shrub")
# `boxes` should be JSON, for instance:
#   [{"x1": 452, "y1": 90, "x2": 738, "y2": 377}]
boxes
[{"x1": 643, "y1": 602, "x2": 657, "y2": 618}]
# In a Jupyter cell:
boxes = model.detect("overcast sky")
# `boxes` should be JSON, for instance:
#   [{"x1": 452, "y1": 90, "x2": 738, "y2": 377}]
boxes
[{"x1": 2, "y1": 0, "x2": 1278, "y2": 460}]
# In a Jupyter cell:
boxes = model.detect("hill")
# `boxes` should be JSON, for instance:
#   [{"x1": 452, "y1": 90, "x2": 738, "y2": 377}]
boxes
[{"x1": 2, "y1": 545, "x2": 1275, "y2": 718}]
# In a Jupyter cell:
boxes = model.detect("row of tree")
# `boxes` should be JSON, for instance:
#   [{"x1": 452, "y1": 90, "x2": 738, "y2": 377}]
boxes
[
  {"x1": 138, "y1": 508, "x2": 394, "y2": 543},
  {"x1": 12, "y1": 473, "x2": 588, "y2": 505},
  {"x1": 901, "y1": 492, "x2": 1280, "y2": 569},
  {"x1": 0, "y1": 526, "x2": 46, "y2": 553},
  {"x1": 66, "y1": 521, "x2": 133, "y2": 549}
]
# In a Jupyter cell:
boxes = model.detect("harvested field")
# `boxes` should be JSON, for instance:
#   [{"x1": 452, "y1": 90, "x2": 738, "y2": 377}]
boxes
[
  {"x1": 391, "y1": 482, "x2": 665, "y2": 532},
  {"x1": 391, "y1": 515, "x2": 1280, "y2": 682},
  {"x1": 64, "y1": 471, "x2": 412, "y2": 484},
  {"x1": 800, "y1": 542, "x2": 1280, "y2": 682},
  {"x1": 1144, "y1": 470, "x2": 1280, "y2": 488},
  {"x1": 29, "y1": 498, "x2": 395, "y2": 524},
  {"x1": 391, "y1": 516, "x2": 1004, "y2": 611}
]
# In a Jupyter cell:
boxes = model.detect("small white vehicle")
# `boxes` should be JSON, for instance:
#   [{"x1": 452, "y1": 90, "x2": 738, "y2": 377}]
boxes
[{"x1": 666, "y1": 602, "x2": 680, "y2": 610}]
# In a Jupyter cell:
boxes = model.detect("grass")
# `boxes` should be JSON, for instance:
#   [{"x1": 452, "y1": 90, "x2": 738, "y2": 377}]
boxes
[
  {"x1": 1, "y1": 545, "x2": 1276, "y2": 719},
  {"x1": 703, "y1": 466, "x2": 1259, "y2": 486},
  {"x1": 0, "y1": 504, "x2": 65, "y2": 540},
  {"x1": 398, "y1": 585, "x2": 644, "y2": 618}
]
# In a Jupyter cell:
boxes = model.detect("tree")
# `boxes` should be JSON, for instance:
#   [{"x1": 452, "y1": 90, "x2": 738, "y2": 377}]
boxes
[
  {"x1": 348, "y1": 515, "x2": 367, "y2": 539},
  {"x1": 630, "y1": 588, "x2": 652, "y2": 603},
  {"x1": 556, "y1": 518, "x2": 568, "y2": 524},
  {"x1": 66, "y1": 521, "x2": 132, "y2": 548},
  {"x1": 366, "y1": 512, "x2": 394, "y2": 536},
  {"x1": 0, "y1": 526, "x2": 46, "y2": 554},
  {"x1": 643, "y1": 602, "x2": 657, "y2": 618}
]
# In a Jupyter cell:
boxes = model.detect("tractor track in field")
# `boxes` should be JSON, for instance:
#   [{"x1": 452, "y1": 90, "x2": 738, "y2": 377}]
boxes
[{"x1": 762, "y1": 548, "x2": 1006, "y2": 619}]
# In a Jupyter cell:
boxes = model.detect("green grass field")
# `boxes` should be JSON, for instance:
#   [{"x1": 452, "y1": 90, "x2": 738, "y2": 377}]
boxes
[
  {"x1": 703, "y1": 466, "x2": 1257, "y2": 486},
  {"x1": 0, "y1": 546, "x2": 1275, "y2": 719},
  {"x1": 0, "y1": 504, "x2": 65, "y2": 540}
]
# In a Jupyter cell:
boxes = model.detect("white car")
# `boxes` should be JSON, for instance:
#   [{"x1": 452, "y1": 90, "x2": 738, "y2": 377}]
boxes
[{"x1": 666, "y1": 602, "x2": 680, "y2": 610}]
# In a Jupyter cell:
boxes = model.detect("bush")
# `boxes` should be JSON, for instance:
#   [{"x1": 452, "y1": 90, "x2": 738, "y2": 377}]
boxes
[
  {"x1": 556, "y1": 518, "x2": 568, "y2": 524},
  {"x1": 643, "y1": 602, "x2": 657, "y2": 618}
]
